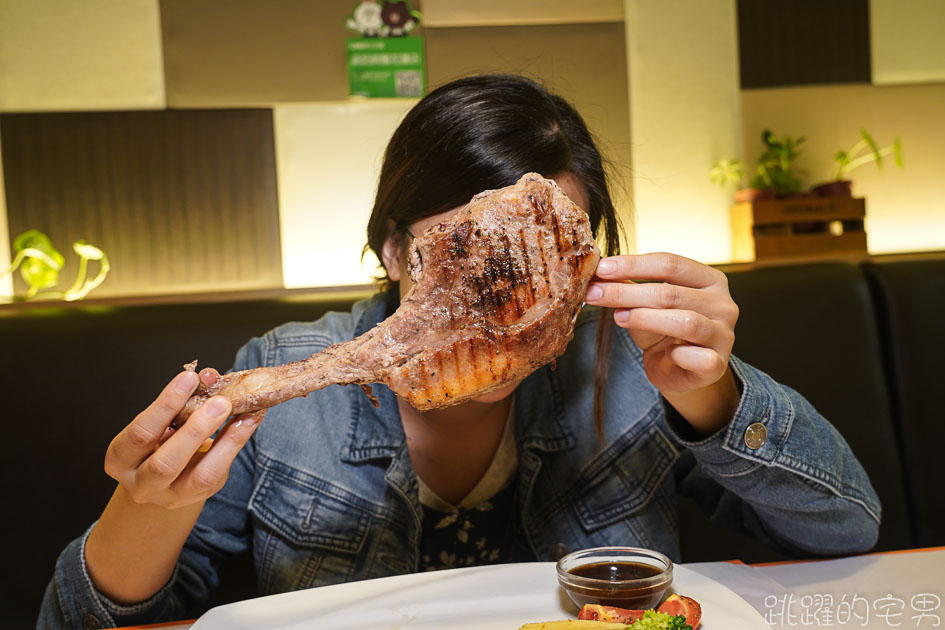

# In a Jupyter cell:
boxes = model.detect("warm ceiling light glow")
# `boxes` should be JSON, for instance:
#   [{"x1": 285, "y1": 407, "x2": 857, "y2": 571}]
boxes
[
  {"x1": 632, "y1": 187, "x2": 737, "y2": 264},
  {"x1": 274, "y1": 100, "x2": 417, "y2": 289},
  {"x1": 624, "y1": 0, "x2": 741, "y2": 264}
]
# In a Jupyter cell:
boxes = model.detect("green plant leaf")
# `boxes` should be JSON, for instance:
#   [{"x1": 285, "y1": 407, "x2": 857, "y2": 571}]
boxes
[
  {"x1": 11, "y1": 230, "x2": 65, "y2": 295},
  {"x1": 710, "y1": 158, "x2": 743, "y2": 187},
  {"x1": 893, "y1": 137, "x2": 904, "y2": 168},
  {"x1": 13, "y1": 229, "x2": 65, "y2": 266},
  {"x1": 6, "y1": 230, "x2": 112, "y2": 301},
  {"x1": 73, "y1": 240, "x2": 104, "y2": 260},
  {"x1": 751, "y1": 130, "x2": 806, "y2": 194},
  {"x1": 20, "y1": 255, "x2": 61, "y2": 291},
  {"x1": 12, "y1": 247, "x2": 62, "y2": 270},
  {"x1": 860, "y1": 129, "x2": 883, "y2": 169},
  {"x1": 836, "y1": 131, "x2": 903, "y2": 179}
]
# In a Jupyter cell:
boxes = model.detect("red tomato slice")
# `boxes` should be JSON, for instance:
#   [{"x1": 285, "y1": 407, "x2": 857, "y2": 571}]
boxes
[{"x1": 657, "y1": 594, "x2": 702, "y2": 628}]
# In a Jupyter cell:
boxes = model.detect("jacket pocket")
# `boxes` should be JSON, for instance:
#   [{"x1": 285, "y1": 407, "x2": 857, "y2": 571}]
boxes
[
  {"x1": 574, "y1": 418, "x2": 678, "y2": 532},
  {"x1": 249, "y1": 455, "x2": 374, "y2": 591}
]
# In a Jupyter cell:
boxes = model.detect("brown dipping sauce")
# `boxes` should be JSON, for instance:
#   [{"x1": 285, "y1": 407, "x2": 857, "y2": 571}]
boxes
[
  {"x1": 566, "y1": 561, "x2": 670, "y2": 609},
  {"x1": 570, "y1": 561, "x2": 663, "y2": 581}
]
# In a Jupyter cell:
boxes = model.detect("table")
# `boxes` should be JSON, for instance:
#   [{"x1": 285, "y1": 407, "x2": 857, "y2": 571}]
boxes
[
  {"x1": 121, "y1": 547, "x2": 945, "y2": 629},
  {"x1": 691, "y1": 547, "x2": 944, "y2": 628}
]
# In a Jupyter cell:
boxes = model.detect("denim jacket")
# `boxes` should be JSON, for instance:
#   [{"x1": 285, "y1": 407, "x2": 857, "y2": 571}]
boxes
[{"x1": 39, "y1": 294, "x2": 880, "y2": 628}]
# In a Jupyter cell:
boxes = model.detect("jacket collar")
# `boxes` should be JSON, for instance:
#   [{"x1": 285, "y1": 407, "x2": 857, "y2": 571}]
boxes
[{"x1": 340, "y1": 292, "x2": 576, "y2": 463}]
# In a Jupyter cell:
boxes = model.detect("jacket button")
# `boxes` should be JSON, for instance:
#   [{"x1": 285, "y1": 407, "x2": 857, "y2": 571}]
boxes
[
  {"x1": 744, "y1": 422, "x2": 768, "y2": 450},
  {"x1": 82, "y1": 613, "x2": 101, "y2": 629},
  {"x1": 547, "y1": 543, "x2": 570, "y2": 561}
]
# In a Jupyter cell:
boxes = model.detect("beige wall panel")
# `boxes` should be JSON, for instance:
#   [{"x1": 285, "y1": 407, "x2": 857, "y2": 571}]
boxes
[
  {"x1": 742, "y1": 84, "x2": 945, "y2": 255},
  {"x1": 0, "y1": 0, "x2": 164, "y2": 112},
  {"x1": 871, "y1": 0, "x2": 945, "y2": 84},
  {"x1": 625, "y1": 0, "x2": 741, "y2": 263},
  {"x1": 161, "y1": 0, "x2": 355, "y2": 106},
  {"x1": 275, "y1": 101, "x2": 416, "y2": 289},
  {"x1": 425, "y1": 22, "x2": 633, "y2": 251},
  {"x1": 0, "y1": 130, "x2": 10, "y2": 299},
  {"x1": 423, "y1": 0, "x2": 623, "y2": 26}
]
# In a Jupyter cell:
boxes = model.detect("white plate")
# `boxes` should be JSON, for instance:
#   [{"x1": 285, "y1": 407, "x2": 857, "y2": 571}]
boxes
[{"x1": 191, "y1": 562, "x2": 770, "y2": 629}]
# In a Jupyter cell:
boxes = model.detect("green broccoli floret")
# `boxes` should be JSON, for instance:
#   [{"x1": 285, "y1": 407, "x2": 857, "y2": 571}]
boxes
[{"x1": 630, "y1": 609, "x2": 693, "y2": 630}]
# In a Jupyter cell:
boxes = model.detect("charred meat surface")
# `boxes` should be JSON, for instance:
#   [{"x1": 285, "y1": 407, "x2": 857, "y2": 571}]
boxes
[{"x1": 175, "y1": 173, "x2": 601, "y2": 425}]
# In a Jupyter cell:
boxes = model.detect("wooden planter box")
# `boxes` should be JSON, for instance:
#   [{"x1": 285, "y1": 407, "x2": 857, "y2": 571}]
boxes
[{"x1": 730, "y1": 196, "x2": 867, "y2": 261}]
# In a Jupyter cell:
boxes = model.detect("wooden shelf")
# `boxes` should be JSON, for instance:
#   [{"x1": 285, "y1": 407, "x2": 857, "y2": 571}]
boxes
[{"x1": 0, "y1": 284, "x2": 376, "y2": 316}]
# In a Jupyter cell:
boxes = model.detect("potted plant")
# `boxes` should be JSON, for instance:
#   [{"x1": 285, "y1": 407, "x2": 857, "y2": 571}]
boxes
[
  {"x1": 1, "y1": 229, "x2": 110, "y2": 301},
  {"x1": 714, "y1": 129, "x2": 876, "y2": 262},
  {"x1": 811, "y1": 130, "x2": 903, "y2": 198},
  {"x1": 750, "y1": 129, "x2": 807, "y2": 199},
  {"x1": 711, "y1": 158, "x2": 762, "y2": 201},
  {"x1": 711, "y1": 129, "x2": 806, "y2": 202}
]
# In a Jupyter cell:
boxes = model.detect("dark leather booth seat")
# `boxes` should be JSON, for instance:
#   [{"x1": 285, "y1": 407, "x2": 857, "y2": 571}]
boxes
[
  {"x1": 863, "y1": 259, "x2": 945, "y2": 548},
  {"x1": 2, "y1": 255, "x2": 942, "y2": 627},
  {"x1": 1, "y1": 293, "x2": 364, "y2": 628},
  {"x1": 679, "y1": 262, "x2": 912, "y2": 563}
]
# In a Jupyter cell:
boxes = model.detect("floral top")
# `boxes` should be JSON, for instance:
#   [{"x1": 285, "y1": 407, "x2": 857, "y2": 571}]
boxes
[
  {"x1": 419, "y1": 482, "x2": 517, "y2": 571},
  {"x1": 418, "y1": 403, "x2": 519, "y2": 571}
]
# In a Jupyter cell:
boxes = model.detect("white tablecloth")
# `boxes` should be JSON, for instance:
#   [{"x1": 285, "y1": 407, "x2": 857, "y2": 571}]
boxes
[
  {"x1": 688, "y1": 549, "x2": 945, "y2": 629},
  {"x1": 126, "y1": 548, "x2": 945, "y2": 629}
]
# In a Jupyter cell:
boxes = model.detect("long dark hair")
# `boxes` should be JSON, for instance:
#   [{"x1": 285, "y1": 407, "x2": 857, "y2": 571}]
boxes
[{"x1": 366, "y1": 74, "x2": 623, "y2": 432}]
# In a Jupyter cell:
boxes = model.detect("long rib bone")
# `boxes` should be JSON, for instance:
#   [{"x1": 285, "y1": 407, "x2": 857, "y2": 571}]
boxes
[{"x1": 173, "y1": 173, "x2": 599, "y2": 427}]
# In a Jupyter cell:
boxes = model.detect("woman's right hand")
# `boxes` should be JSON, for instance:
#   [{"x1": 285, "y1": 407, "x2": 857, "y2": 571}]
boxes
[{"x1": 104, "y1": 368, "x2": 263, "y2": 510}]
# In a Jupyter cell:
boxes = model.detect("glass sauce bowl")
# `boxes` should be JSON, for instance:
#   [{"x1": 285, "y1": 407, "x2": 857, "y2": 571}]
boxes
[{"x1": 556, "y1": 546, "x2": 674, "y2": 611}]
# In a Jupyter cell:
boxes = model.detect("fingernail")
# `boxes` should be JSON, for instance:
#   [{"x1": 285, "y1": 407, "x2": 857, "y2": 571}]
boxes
[
  {"x1": 235, "y1": 414, "x2": 261, "y2": 429},
  {"x1": 176, "y1": 370, "x2": 198, "y2": 393},
  {"x1": 205, "y1": 397, "x2": 230, "y2": 418},
  {"x1": 614, "y1": 309, "x2": 630, "y2": 323},
  {"x1": 586, "y1": 284, "x2": 603, "y2": 301},
  {"x1": 597, "y1": 259, "x2": 616, "y2": 276}
]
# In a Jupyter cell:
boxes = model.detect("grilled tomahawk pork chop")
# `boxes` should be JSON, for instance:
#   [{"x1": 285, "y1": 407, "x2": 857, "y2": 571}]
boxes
[{"x1": 174, "y1": 173, "x2": 600, "y2": 425}]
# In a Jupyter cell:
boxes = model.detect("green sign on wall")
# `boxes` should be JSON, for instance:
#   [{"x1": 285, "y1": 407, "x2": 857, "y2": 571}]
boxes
[{"x1": 346, "y1": 37, "x2": 425, "y2": 98}]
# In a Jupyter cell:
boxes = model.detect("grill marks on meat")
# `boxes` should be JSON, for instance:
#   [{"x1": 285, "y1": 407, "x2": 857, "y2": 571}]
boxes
[{"x1": 174, "y1": 173, "x2": 600, "y2": 425}]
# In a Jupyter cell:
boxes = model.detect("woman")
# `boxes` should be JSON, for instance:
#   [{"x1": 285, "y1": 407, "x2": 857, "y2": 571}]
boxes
[{"x1": 39, "y1": 74, "x2": 880, "y2": 628}]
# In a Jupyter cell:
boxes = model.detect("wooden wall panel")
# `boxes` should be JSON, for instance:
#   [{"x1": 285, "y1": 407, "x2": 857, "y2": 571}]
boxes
[
  {"x1": 425, "y1": 22, "x2": 633, "y2": 248},
  {"x1": 0, "y1": 109, "x2": 282, "y2": 298},
  {"x1": 422, "y1": 0, "x2": 623, "y2": 26},
  {"x1": 160, "y1": 0, "x2": 355, "y2": 106},
  {"x1": 870, "y1": 0, "x2": 945, "y2": 84},
  {"x1": 0, "y1": 0, "x2": 165, "y2": 112},
  {"x1": 425, "y1": 22, "x2": 630, "y2": 154},
  {"x1": 737, "y1": 0, "x2": 871, "y2": 88}
]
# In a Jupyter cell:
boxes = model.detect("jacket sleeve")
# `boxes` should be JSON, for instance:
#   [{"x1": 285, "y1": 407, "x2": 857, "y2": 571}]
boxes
[
  {"x1": 37, "y1": 336, "x2": 268, "y2": 629},
  {"x1": 666, "y1": 355, "x2": 881, "y2": 556}
]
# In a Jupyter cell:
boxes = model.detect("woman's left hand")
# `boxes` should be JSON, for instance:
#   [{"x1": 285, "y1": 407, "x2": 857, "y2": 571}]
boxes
[{"x1": 585, "y1": 253, "x2": 741, "y2": 434}]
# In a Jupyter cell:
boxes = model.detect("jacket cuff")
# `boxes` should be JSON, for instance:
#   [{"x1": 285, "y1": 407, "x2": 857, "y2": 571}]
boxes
[
  {"x1": 663, "y1": 355, "x2": 794, "y2": 476},
  {"x1": 53, "y1": 524, "x2": 179, "y2": 628},
  {"x1": 51, "y1": 526, "x2": 116, "y2": 629}
]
